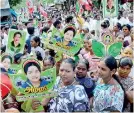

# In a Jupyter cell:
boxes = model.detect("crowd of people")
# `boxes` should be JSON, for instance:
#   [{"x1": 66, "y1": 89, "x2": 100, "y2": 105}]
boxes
[{"x1": 0, "y1": 2, "x2": 133, "y2": 112}]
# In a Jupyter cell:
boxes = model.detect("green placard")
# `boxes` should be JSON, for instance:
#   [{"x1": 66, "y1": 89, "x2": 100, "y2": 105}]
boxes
[
  {"x1": 43, "y1": 25, "x2": 81, "y2": 56},
  {"x1": 6, "y1": 29, "x2": 27, "y2": 55},
  {"x1": 9, "y1": 59, "x2": 57, "y2": 101},
  {"x1": 103, "y1": 0, "x2": 118, "y2": 18}
]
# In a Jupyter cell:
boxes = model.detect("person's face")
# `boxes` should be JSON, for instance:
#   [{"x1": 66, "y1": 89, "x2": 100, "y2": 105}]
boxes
[
  {"x1": 14, "y1": 34, "x2": 21, "y2": 44},
  {"x1": 64, "y1": 30, "x2": 74, "y2": 42},
  {"x1": 59, "y1": 62, "x2": 75, "y2": 85},
  {"x1": 43, "y1": 60, "x2": 53, "y2": 71},
  {"x1": 113, "y1": 25, "x2": 119, "y2": 31},
  {"x1": 128, "y1": 15, "x2": 133, "y2": 22},
  {"x1": 2, "y1": 58, "x2": 11, "y2": 71},
  {"x1": 30, "y1": 40, "x2": 37, "y2": 47},
  {"x1": 122, "y1": 47, "x2": 133, "y2": 58},
  {"x1": 57, "y1": 23, "x2": 61, "y2": 29},
  {"x1": 97, "y1": 61, "x2": 113, "y2": 79},
  {"x1": 118, "y1": 65, "x2": 131, "y2": 78},
  {"x1": 84, "y1": 40, "x2": 92, "y2": 50},
  {"x1": 27, "y1": 65, "x2": 41, "y2": 82},
  {"x1": 123, "y1": 26, "x2": 130, "y2": 36},
  {"x1": 75, "y1": 63, "x2": 88, "y2": 78},
  {"x1": 107, "y1": 0, "x2": 113, "y2": 8}
]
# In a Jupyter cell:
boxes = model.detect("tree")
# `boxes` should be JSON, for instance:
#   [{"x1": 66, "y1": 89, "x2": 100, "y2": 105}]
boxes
[{"x1": 9, "y1": 0, "x2": 22, "y2": 8}]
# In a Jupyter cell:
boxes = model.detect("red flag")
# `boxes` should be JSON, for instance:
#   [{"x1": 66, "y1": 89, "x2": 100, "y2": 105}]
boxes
[
  {"x1": 79, "y1": 0, "x2": 92, "y2": 11},
  {"x1": 38, "y1": 5, "x2": 48, "y2": 18},
  {"x1": 26, "y1": 0, "x2": 34, "y2": 14}
]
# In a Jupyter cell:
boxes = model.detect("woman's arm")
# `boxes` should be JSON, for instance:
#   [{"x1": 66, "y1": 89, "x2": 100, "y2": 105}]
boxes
[{"x1": 126, "y1": 90, "x2": 133, "y2": 103}]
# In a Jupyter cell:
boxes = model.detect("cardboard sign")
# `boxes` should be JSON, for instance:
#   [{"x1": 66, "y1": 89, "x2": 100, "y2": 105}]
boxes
[
  {"x1": 103, "y1": 0, "x2": 118, "y2": 18},
  {"x1": 43, "y1": 25, "x2": 81, "y2": 56},
  {"x1": 6, "y1": 29, "x2": 27, "y2": 55},
  {"x1": 9, "y1": 59, "x2": 57, "y2": 102},
  {"x1": 101, "y1": 33, "x2": 114, "y2": 45},
  {"x1": 92, "y1": 40, "x2": 123, "y2": 57}
]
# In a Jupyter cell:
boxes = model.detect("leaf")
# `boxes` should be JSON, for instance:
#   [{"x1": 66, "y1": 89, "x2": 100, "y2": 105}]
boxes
[
  {"x1": 92, "y1": 40, "x2": 105, "y2": 57},
  {"x1": 108, "y1": 42, "x2": 123, "y2": 57},
  {"x1": 55, "y1": 52, "x2": 62, "y2": 62}
]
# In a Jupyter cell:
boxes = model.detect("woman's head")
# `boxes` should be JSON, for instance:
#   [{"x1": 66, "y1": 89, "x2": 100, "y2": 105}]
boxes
[
  {"x1": 31, "y1": 36, "x2": 40, "y2": 47},
  {"x1": 13, "y1": 32, "x2": 22, "y2": 45},
  {"x1": 84, "y1": 38, "x2": 92, "y2": 49},
  {"x1": 43, "y1": 56, "x2": 55, "y2": 71},
  {"x1": 116, "y1": 34, "x2": 124, "y2": 43},
  {"x1": 23, "y1": 60, "x2": 41, "y2": 82},
  {"x1": 1, "y1": 55, "x2": 12, "y2": 71},
  {"x1": 118, "y1": 57, "x2": 133, "y2": 78},
  {"x1": 98, "y1": 56, "x2": 117, "y2": 79},
  {"x1": 121, "y1": 46, "x2": 133, "y2": 58},
  {"x1": 107, "y1": 0, "x2": 113, "y2": 9},
  {"x1": 101, "y1": 20, "x2": 110, "y2": 29},
  {"x1": 59, "y1": 58, "x2": 75, "y2": 85},
  {"x1": 64, "y1": 26, "x2": 76, "y2": 42},
  {"x1": 75, "y1": 59, "x2": 89, "y2": 78},
  {"x1": 113, "y1": 22, "x2": 122, "y2": 32},
  {"x1": 122, "y1": 24, "x2": 131, "y2": 36}
]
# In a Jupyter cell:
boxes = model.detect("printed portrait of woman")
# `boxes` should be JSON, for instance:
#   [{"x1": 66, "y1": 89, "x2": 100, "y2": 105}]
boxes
[
  {"x1": 103, "y1": 34, "x2": 113, "y2": 45},
  {"x1": 10, "y1": 32, "x2": 22, "y2": 53},
  {"x1": 55, "y1": 26, "x2": 76, "y2": 47},
  {"x1": 106, "y1": 0, "x2": 115, "y2": 13},
  {"x1": 21, "y1": 60, "x2": 49, "y2": 88}
]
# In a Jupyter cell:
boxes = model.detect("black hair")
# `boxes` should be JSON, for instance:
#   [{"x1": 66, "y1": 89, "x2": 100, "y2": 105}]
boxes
[
  {"x1": 122, "y1": 24, "x2": 131, "y2": 31},
  {"x1": 103, "y1": 56, "x2": 117, "y2": 71},
  {"x1": 13, "y1": 32, "x2": 22, "y2": 38},
  {"x1": 65, "y1": 16, "x2": 73, "y2": 24},
  {"x1": 101, "y1": 20, "x2": 110, "y2": 28},
  {"x1": 119, "y1": 57, "x2": 133, "y2": 68},
  {"x1": 103, "y1": 56, "x2": 128, "y2": 111},
  {"x1": 1, "y1": 55, "x2": 12, "y2": 64},
  {"x1": 53, "y1": 20, "x2": 61, "y2": 28},
  {"x1": 116, "y1": 22, "x2": 122, "y2": 30},
  {"x1": 4, "y1": 26, "x2": 9, "y2": 31},
  {"x1": 76, "y1": 59, "x2": 89, "y2": 70},
  {"x1": 27, "y1": 27, "x2": 35, "y2": 35},
  {"x1": 42, "y1": 27, "x2": 50, "y2": 33},
  {"x1": 49, "y1": 49, "x2": 56, "y2": 57},
  {"x1": 28, "y1": 19, "x2": 33, "y2": 22},
  {"x1": 24, "y1": 62, "x2": 41, "y2": 74},
  {"x1": 64, "y1": 27, "x2": 76, "y2": 37},
  {"x1": 1, "y1": 26, "x2": 5, "y2": 30},
  {"x1": 14, "y1": 53, "x2": 23, "y2": 63},
  {"x1": 32, "y1": 36, "x2": 41, "y2": 46},
  {"x1": 25, "y1": 44, "x2": 28, "y2": 49},
  {"x1": 62, "y1": 58, "x2": 76, "y2": 71},
  {"x1": 11, "y1": 25, "x2": 18, "y2": 30},
  {"x1": 43, "y1": 56, "x2": 55, "y2": 66}
]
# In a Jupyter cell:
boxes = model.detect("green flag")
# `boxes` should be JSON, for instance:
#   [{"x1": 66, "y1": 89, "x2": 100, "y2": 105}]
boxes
[{"x1": 76, "y1": 1, "x2": 80, "y2": 13}]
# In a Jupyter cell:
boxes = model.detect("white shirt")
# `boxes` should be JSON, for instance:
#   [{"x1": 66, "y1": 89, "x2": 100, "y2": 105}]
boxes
[
  {"x1": 31, "y1": 46, "x2": 45, "y2": 59},
  {"x1": 124, "y1": 35, "x2": 132, "y2": 44}
]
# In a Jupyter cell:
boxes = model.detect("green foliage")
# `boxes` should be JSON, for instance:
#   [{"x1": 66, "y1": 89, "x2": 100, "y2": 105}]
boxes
[
  {"x1": 9, "y1": 0, "x2": 22, "y2": 8},
  {"x1": 108, "y1": 42, "x2": 123, "y2": 57}
]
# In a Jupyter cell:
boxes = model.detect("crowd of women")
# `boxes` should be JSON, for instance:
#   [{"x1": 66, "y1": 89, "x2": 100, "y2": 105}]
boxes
[{"x1": 0, "y1": 2, "x2": 133, "y2": 112}]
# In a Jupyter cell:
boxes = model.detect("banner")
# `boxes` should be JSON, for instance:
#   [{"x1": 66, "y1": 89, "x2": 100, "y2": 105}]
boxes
[
  {"x1": 6, "y1": 29, "x2": 27, "y2": 55},
  {"x1": 43, "y1": 25, "x2": 81, "y2": 56},
  {"x1": 9, "y1": 59, "x2": 57, "y2": 102},
  {"x1": 103, "y1": 0, "x2": 118, "y2": 18}
]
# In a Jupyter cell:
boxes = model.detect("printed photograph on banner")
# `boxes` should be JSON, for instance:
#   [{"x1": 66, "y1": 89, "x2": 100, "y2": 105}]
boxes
[
  {"x1": 0, "y1": 54, "x2": 15, "y2": 74},
  {"x1": 101, "y1": 33, "x2": 114, "y2": 45},
  {"x1": 6, "y1": 29, "x2": 27, "y2": 55},
  {"x1": 44, "y1": 25, "x2": 81, "y2": 56},
  {"x1": 103, "y1": 0, "x2": 118, "y2": 18},
  {"x1": 9, "y1": 59, "x2": 56, "y2": 96}
]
